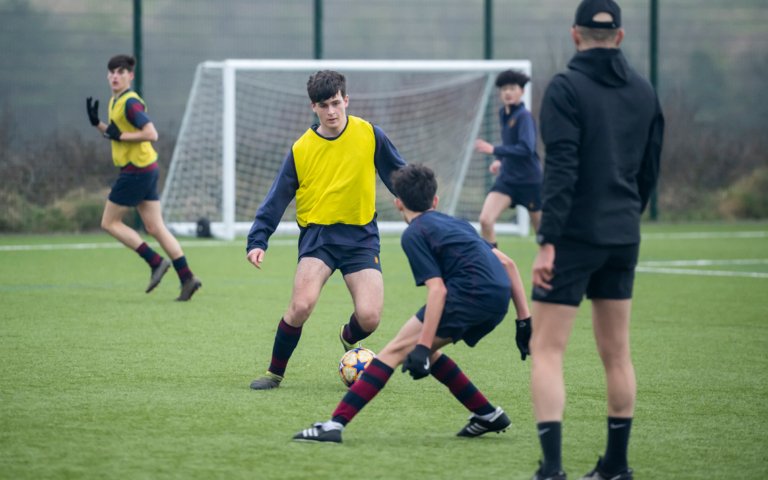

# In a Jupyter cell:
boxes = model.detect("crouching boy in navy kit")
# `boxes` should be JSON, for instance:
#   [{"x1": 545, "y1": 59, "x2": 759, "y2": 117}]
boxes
[{"x1": 293, "y1": 164, "x2": 533, "y2": 443}]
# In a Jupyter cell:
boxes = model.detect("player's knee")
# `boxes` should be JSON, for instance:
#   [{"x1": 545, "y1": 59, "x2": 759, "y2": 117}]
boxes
[
  {"x1": 288, "y1": 298, "x2": 316, "y2": 321},
  {"x1": 478, "y1": 212, "x2": 494, "y2": 229},
  {"x1": 354, "y1": 308, "x2": 381, "y2": 332},
  {"x1": 142, "y1": 221, "x2": 164, "y2": 237},
  {"x1": 100, "y1": 217, "x2": 116, "y2": 233}
]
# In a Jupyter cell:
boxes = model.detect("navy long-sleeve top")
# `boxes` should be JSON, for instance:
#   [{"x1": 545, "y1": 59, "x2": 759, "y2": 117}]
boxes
[
  {"x1": 493, "y1": 102, "x2": 542, "y2": 185},
  {"x1": 246, "y1": 121, "x2": 406, "y2": 257}
]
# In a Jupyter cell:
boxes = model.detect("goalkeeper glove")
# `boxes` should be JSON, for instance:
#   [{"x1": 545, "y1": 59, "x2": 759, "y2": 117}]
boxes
[
  {"x1": 104, "y1": 122, "x2": 122, "y2": 141},
  {"x1": 402, "y1": 344, "x2": 432, "y2": 380},
  {"x1": 86, "y1": 97, "x2": 100, "y2": 126},
  {"x1": 515, "y1": 317, "x2": 531, "y2": 361}
]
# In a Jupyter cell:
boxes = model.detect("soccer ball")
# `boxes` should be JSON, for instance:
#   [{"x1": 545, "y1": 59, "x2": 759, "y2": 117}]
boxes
[{"x1": 338, "y1": 347, "x2": 375, "y2": 387}]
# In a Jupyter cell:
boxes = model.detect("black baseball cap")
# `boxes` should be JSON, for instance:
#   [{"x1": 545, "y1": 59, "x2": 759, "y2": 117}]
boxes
[{"x1": 574, "y1": 0, "x2": 621, "y2": 29}]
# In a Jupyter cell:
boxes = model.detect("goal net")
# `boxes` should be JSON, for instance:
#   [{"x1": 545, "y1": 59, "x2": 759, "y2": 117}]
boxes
[{"x1": 162, "y1": 60, "x2": 532, "y2": 240}]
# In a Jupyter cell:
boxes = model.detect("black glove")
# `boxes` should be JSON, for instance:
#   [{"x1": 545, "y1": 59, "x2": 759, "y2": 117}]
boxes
[
  {"x1": 86, "y1": 97, "x2": 100, "y2": 126},
  {"x1": 515, "y1": 317, "x2": 531, "y2": 361},
  {"x1": 402, "y1": 344, "x2": 432, "y2": 380},
  {"x1": 104, "y1": 122, "x2": 122, "y2": 141}
]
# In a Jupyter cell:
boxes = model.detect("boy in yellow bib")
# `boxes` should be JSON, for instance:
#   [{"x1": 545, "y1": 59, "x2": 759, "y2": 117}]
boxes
[
  {"x1": 86, "y1": 54, "x2": 201, "y2": 301},
  {"x1": 246, "y1": 70, "x2": 407, "y2": 390}
]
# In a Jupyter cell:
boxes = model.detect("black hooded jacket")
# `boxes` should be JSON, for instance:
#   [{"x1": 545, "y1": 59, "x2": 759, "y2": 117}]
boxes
[{"x1": 537, "y1": 48, "x2": 664, "y2": 246}]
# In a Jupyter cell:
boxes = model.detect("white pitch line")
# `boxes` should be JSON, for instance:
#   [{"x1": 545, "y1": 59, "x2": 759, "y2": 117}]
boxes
[
  {"x1": 640, "y1": 259, "x2": 768, "y2": 267},
  {"x1": 642, "y1": 231, "x2": 767, "y2": 240},
  {"x1": 636, "y1": 266, "x2": 768, "y2": 279}
]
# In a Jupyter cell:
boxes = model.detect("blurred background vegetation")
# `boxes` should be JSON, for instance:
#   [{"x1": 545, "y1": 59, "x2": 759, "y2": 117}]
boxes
[{"x1": 0, "y1": 0, "x2": 766, "y2": 232}]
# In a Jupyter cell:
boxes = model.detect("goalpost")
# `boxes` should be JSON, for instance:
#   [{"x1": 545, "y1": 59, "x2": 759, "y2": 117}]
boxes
[{"x1": 162, "y1": 59, "x2": 532, "y2": 240}]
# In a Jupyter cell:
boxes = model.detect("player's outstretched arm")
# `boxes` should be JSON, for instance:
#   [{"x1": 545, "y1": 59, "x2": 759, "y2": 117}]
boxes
[
  {"x1": 492, "y1": 248, "x2": 530, "y2": 320},
  {"x1": 493, "y1": 248, "x2": 532, "y2": 360}
]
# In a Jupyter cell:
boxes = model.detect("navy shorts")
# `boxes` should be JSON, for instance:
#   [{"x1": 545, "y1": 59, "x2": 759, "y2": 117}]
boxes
[
  {"x1": 416, "y1": 301, "x2": 508, "y2": 347},
  {"x1": 532, "y1": 239, "x2": 639, "y2": 306},
  {"x1": 108, "y1": 168, "x2": 160, "y2": 207},
  {"x1": 490, "y1": 179, "x2": 542, "y2": 212},
  {"x1": 302, "y1": 244, "x2": 382, "y2": 275}
]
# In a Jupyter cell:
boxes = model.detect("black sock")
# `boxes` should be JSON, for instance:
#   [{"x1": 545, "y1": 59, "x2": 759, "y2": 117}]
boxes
[
  {"x1": 602, "y1": 416, "x2": 632, "y2": 473},
  {"x1": 537, "y1": 421, "x2": 563, "y2": 475}
]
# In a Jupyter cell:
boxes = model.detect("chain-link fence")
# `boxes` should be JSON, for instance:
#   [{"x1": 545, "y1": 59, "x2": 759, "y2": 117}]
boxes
[{"x1": 1, "y1": 0, "x2": 766, "y2": 226}]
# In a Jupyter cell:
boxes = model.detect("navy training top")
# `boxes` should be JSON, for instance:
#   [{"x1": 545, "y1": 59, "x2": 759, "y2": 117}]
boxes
[
  {"x1": 493, "y1": 102, "x2": 542, "y2": 185},
  {"x1": 401, "y1": 210, "x2": 510, "y2": 313}
]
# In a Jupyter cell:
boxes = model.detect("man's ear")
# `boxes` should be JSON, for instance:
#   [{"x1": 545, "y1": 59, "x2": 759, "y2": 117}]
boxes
[
  {"x1": 571, "y1": 27, "x2": 581, "y2": 49},
  {"x1": 432, "y1": 195, "x2": 439, "y2": 209},
  {"x1": 394, "y1": 197, "x2": 404, "y2": 211},
  {"x1": 615, "y1": 28, "x2": 625, "y2": 47}
]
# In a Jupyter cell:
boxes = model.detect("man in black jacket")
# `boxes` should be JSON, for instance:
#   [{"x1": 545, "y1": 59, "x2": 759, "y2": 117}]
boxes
[{"x1": 529, "y1": 1, "x2": 664, "y2": 479}]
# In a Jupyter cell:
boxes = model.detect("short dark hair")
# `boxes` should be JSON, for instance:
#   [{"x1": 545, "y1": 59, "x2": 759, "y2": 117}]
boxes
[
  {"x1": 307, "y1": 70, "x2": 346, "y2": 103},
  {"x1": 495, "y1": 69, "x2": 529, "y2": 89},
  {"x1": 107, "y1": 54, "x2": 136, "y2": 72},
  {"x1": 391, "y1": 164, "x2": 437, "y2": 213}
]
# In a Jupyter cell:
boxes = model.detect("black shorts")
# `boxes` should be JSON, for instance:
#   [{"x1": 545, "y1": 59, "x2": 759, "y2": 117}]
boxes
[
  {"x1": 415, "y1": 301, "x2": 507, "y2": 347},
  {"x1": 532, "y1": 239, "x2": 639, "y2": 306},
  {"x1": 490, "y1": 179, "x2": 542, "y2": 212},
  {"x1": 108, "y1": 169, "x2": 160, "y2": 207},
  {"x1": 302, "y1": 244, "x2": 382, "y2": 275}
]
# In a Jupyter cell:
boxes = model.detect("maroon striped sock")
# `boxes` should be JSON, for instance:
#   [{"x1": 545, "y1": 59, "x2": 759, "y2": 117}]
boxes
[
  {"x1": 267, "y1": 319, "x2": 302, "y2": 377},
  {"x1": 332, "y1": 358, "x2": 393, "y2": 425},
  {"x1": 342, "y1": 313, "x2": 373, "y2": 345},
  {"x1": 136, "y1": 242, "x2": 163, "y2": 268},
  {"x1": 430, "y1": 353, "x2": 495, "y2": 416},
  {"x1": 172, "y1": 256, "x2": 193, "y2": 282}
]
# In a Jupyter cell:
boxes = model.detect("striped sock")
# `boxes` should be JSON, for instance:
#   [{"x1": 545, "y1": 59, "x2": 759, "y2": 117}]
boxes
[
  {"x1": 267, "y1": 319, "x2": 302, "y2": 377},
  {"x1": 342, "y1": 313, "x2": 372, "y2": 345},
  {"x1": 172, "y1": 256, "x2": 193, "y2": 282},
  {"x1": 136, "y1": 242, "x2": 163, "y2": 268},
  {"x1": 332, "y1": 358, "x2": 393, "y2": 425},
  {"x1": 430, "y1": 353, "x2": 495, "y2": 416}
]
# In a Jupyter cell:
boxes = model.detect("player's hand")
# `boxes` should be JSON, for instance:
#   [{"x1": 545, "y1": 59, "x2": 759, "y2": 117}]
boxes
[
  {"x1": 515, "y1": 317, "x2": 531, "y2": 361},
  {"x1": 246, "y1": 248, "x2": 265, "y2": 269},
  {"x1": 86, "y1": 97, "x2": 100, "y2": 126},
  {"x1": 532, "y1": 244, "x2": 555, "y2": 290},
  {"x1": 402, "y1": 344, "x2": 431, "y2": 380},
  {"x1": 474, "y1": 138, "x2": 494, "y2": 155},
  {"x1": 104, "y1": 122, "x2": 122, "y2": 141},
  {"x1": 489, "y1": 159, "x2": 502, "y2": 175}
]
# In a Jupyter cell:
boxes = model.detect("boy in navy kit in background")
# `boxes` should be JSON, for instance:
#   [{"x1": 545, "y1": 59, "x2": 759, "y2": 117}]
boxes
[
  {"x1": 86, "y1": 54, "x2": 201, "y2": 301},
  {"x1": 292, "y1": 164, "x2": 532, "y2": 443},
  {"x1": 246, "y1": 70, "x2": 407, "y2": 390},
  {"x1": 475, "y1": 69, "x2": 542, "y2": 243}
]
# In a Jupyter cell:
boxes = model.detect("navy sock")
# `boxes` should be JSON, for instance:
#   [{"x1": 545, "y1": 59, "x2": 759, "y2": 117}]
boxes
[
  {"x1": 136, "y1": 242, "x2": 163, "y2": 268},
  {"x1": 537, "y1": 421, "x2": 563, "y2": 475},
  {"x1": 172, "y1": 256, "x2": 193, "y2": 282},
  {"x1": 342, "y1": 313, "x2": 372, "y2": 344},
  {"x1": 267, "y1": 319, "x2": 302, "y2": 377},
  {"x1": 602, "y1": 416, "x2": 632, "y2": 473},
  {"x1": 332, "y1": 358, "x2": 393, "y2": 425},
  {"x1": 430, "y1": 354, "x2": 495, "y2": 416}
]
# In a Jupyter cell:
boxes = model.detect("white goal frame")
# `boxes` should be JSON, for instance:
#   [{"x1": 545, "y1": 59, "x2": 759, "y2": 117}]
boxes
[{"x1": 164, "y1": 59, "x2": 532, "y2": 240}]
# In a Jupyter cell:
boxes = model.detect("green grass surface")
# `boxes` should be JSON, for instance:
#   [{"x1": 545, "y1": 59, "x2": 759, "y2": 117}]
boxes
[{"x1": 1, "y1": 222, "x2": 767, "y2": 479}]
